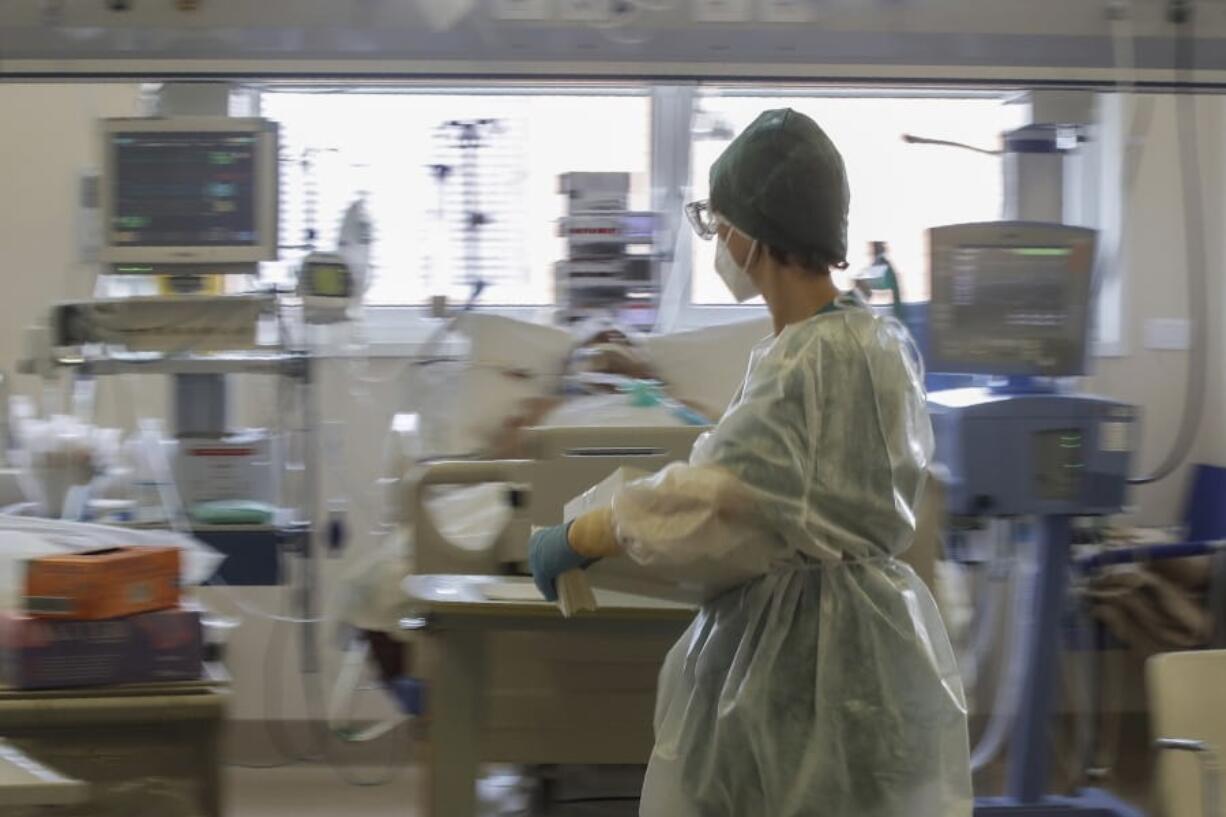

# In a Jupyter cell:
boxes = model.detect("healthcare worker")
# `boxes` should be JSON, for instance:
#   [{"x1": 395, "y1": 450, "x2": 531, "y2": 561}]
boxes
[{"x1": 530, "y1": 109, "x2": 972, "y2": 817}]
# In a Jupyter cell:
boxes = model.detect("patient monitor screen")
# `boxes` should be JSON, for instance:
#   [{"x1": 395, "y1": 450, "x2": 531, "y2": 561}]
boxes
[
  {"x1": 109, "y1": 131, "x2": 259, "y2": 247},
  {"x1": 928, "y1": 224, "x2": 1095, "y2": 377}
]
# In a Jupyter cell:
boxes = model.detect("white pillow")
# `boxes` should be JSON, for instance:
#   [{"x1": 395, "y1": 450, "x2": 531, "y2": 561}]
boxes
[
  {"x1": 441, "y1": 314, "x2": 575, "y2": 454},
  {"x1": 644, "y1": 316, "x2": 773, "y2": 418},
  {"x1": 454, "y1": 313, "x2": 573, "y2": 377}
]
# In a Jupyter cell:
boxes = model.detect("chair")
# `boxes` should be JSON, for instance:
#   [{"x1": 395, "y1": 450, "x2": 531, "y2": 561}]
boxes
[
  {"x1": 1182, "y1": 465, "x2": 1226, "y2": 545},
  {"x1": 1146, "y1": 649, "x2": 1226, "y2": 817}
]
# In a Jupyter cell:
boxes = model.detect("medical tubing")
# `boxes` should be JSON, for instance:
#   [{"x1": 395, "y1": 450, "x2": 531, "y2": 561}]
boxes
[
  {"x1": 1089, "y1": 646, "x2": 1128, "y2": 781},
  {"x1": 207, "y1": 574, "x2": 330, "y2": 625},
  {"x1": 970, "y1": 524, "x2": 1037, "y2": 772},
  {"x1": 216, "y1": 450, "x2": 402, "y2": 785},
  {"x1": 653, "y1": 199, "x2": 694, "y2": 334},
  {"x1": 256, "y1": 565, "x2": 402, "y2": 786},
  {"x1": 315, "y1": 420, "x2": 386, "y2": 541},
  {"x1": 957, "y1": 522, "x2": 1013, "y2": 709},
  {"x1": 304, "y1": 653, "x2": 403, "y2": 786},
  {"x1": 1111, "y1": 0, "x2": 1156, "y2": 198},
  {"x1": 340, "y1": 318, "x2": 418, "y2": 389},
  {"x1": 1068, "y1": 591, "x2": 1100, "y2": 786},
  {"x1": 389, "y1": 277, "x2": 486, "y2": 381},
  {"x1": 1129, "y1": 13, "x2": 1207, "y2": 485},
  {"x1": 263, "y1": 609, "x2": 322, "y2": 764},
  {"x1": 326, "y1": 637, "x2": 409, "y2": 745},
  {"x1": 137, "y1": 418, "x2": 192, "y2": 536},
  {"x1": 958, "y1": 553, "x2": 1006, "y2": 700},
  {"x1": 900, "y1": 134, "x2": 1001, "y2": 156}
]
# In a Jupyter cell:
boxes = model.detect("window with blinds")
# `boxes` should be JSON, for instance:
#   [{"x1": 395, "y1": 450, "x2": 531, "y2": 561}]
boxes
[{"x1": 260, "y1": 89, "x2": 652, "y2": 307}]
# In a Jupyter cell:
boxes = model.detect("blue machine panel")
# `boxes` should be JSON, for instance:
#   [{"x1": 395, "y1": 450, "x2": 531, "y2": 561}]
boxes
[{"x1": 929, "y1": 389, "x2": 1135, "y2": 517}]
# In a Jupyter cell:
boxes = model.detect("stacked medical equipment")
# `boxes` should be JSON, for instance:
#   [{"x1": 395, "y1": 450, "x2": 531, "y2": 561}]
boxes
[
  {"x1": 556, "y1": 172, "x2": 661, "y2": 330},
  {"x1": 903, "y1": 92, "x2": 1161, "y2": 817},
  {"x1": 917, "y1": 87, "x2": 1132, "y2": 817},
  {"x1": 927, "y1": 222, "x2": 1139, "y2": 817},
  {"x1": 21, "y1": 84, "x2": 323, "y2": 594},
  {"x1": 30, "y1": 112, "x2": 287, "y2": 521}
]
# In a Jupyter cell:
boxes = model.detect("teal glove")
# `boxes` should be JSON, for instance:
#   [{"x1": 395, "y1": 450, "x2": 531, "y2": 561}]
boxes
[{"x1": 529, "y1": 523, "x2": 594, "y2": 602}]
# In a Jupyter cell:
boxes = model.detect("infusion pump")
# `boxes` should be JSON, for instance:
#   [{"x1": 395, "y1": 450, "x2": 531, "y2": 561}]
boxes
[{"x1": 298, "y1": 252, "x2": 357, "y2": 324}]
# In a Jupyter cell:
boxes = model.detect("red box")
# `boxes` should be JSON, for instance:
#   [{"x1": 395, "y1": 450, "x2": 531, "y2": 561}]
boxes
[
  {"x1": 0, "y1": 607, "x2": 203, "y2": 689},
  {"x1": 24, "y1": 546, "x2": 179, "y2": 620}
]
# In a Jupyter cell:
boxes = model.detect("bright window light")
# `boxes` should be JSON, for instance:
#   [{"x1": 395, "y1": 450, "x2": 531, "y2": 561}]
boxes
[
  {"x1": 689, "y1": 94, "x2": 1027, "y2": 305},
  {"x1": 260, "y1": 89, "x2": 652, "y2": 307}
]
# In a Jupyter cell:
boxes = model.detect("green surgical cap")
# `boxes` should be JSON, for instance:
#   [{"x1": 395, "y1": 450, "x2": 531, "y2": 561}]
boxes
[{"x1": 709, "y1": 108, "x2": 850, "y2": 269}]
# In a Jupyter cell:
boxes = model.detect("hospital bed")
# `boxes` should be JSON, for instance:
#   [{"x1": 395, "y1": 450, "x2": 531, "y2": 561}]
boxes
[
  {"x1": 336, "y1": 315, "x2": 763, "y2": 812},
  {"x1": 403, "y1": 424, "x2": 707, "y2": 576},
  {"x1": 344, "y1": 424, "x2": 707, "y2": 817},
  {"x1": 348, "y1": 305, "x2": 742, "y2": 804},
  {"x1": 340, "y1": 312, "x2": 775, "y2": 631},
  {"x1": 399, "y1": 419, "x2": 945, "y2": 596}
]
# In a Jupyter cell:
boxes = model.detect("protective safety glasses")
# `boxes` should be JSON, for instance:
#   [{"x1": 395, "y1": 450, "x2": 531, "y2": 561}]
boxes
[{"x1": 685, "y1": 199, "x2": 721, "y2": 241}]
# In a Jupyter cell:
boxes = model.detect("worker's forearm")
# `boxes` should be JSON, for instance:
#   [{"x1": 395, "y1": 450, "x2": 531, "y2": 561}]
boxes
[{"x1": 566, "y1": 507, "x2": 622, "y2": 559}]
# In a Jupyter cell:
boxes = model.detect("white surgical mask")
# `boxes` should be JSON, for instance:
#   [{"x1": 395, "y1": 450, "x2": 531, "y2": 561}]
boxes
[{"x1": 714, "y1": 232, "x2": 760, "y2": 303}]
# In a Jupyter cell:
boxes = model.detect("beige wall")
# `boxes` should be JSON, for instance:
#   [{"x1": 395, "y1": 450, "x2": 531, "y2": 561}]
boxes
[
  {"x1": 1086, "y1": 94, "x2": 1226, "y2": 527},
  {"x1": 0, "y1": 84, "x2": 141, "y2": 363},
  {"x1": 2, "y1": 84, "x2": 1224, "y2": 722}
]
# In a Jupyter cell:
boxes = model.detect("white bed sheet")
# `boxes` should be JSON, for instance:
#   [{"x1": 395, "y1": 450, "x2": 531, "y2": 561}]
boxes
[{"x1": 539, "y1": 393, "x2": 688, "y2": 428}]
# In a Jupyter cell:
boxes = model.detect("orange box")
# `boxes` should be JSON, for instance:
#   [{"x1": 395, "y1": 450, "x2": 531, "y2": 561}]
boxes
[{"x1": 24, "y1": 547, "x2": 180, "y2": 620}]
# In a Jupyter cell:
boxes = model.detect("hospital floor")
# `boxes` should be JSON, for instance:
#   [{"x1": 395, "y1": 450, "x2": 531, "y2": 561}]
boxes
[
  {"x1": 228, "y1": 764, "x2": 641, "y2": 817},
  {"x1": 227, "y1": 752, "x2": 1151, "y2": 817},
  {"x1": 227, "y1": 722, "x2": 1156, "y2": 817}
]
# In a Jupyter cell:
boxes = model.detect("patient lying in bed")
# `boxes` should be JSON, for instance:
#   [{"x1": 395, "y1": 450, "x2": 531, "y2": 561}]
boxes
[
  {"x1": 487, "y1": 326, "x2": 714, "y2": 458},
  {"x1": 341, "y1": 322, "x2": 714, "y2": 635},
  {"x1": 342, "y1": 314, "x2": 772, "y2": 698}
]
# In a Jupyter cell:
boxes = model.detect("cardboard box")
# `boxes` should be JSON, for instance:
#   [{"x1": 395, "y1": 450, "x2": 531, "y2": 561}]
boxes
[
  {"x1": 0, "y1": 607, "x2": 202, "y2": 689},
  {"x1": 25, "y1": 547, "x2": 179, "y2": 620}
]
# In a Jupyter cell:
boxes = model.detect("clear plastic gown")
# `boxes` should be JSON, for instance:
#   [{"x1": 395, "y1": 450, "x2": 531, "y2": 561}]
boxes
[{"x1": 611, "y1": 294, "x2": 972, "y2": 817}]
